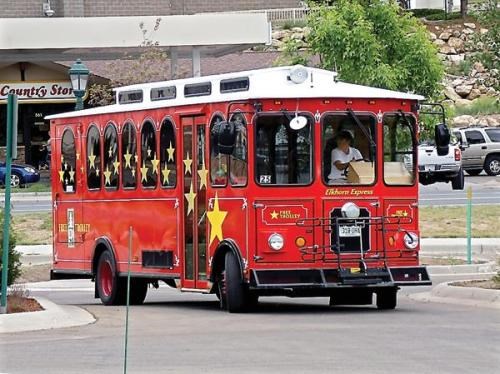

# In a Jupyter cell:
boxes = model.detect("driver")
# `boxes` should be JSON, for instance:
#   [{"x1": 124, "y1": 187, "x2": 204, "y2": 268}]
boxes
[{"x1": 327, "y1": 130, "x2": 363, "y2": 184}]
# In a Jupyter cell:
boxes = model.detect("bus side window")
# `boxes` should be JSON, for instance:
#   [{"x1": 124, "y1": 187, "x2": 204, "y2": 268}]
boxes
[
  {"x1": 122, "y1": 122, "x2": 137, "y2": 189},
  {"x1": 141, "y1": 120, "x2": 157, "y2": 188},
  {"x1": 61, "y1": 128, "x2": 76, "y2": 193},
  {"x1": 160, "y1": 118, "x2": 176, "y2": 188},
  {"x1": 87, "y1": 125, "x2": 101, "y2": 190},
  {"x1": 103, "y1": 123, "x2": 119, "y2": 190},
  {"x1": 210, "y1": 115, "x2": 228, "y2": 186},
  {"x1": 229, "y1": 113, "x2": 247, "y2": 186}
]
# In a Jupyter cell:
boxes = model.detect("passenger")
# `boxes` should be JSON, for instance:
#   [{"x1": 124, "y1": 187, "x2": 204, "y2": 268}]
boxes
[{"x1": 327, "y1": 130, "x2": 363, "y2": 184}]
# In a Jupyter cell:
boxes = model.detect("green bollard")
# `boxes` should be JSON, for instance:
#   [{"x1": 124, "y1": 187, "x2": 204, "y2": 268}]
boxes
[{"x1": 466, "y1": 186, "x2": 472, "y2": 265}]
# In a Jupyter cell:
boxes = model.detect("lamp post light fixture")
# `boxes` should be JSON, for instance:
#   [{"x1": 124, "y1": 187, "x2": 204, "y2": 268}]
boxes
[{"x1": 69, "y1": 59, "x2": 90, "y2": 111}]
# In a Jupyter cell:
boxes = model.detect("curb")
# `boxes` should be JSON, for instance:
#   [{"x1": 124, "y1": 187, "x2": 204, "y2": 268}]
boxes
[
  {"x1": 0, "y1": 296, "x2": 95, "y2": 334},
  {"x1": 410, "y1": 281, "x2": 500, "y2": 310},
  {"x1": 426, "y1": 261, "x2": 497, "y2": 275}
]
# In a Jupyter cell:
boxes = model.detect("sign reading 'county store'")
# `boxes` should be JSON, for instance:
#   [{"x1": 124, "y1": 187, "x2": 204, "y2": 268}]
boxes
[{"x1": 0, "y1": 82, "x2": 76, "y2": 101}]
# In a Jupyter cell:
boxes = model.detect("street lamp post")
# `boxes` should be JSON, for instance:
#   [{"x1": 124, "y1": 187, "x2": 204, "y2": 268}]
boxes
[{"x1": 69, "y1": 59, "x2": 90, "y2": 111}]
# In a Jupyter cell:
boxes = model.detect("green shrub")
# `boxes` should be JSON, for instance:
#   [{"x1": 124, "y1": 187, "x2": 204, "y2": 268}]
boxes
[
  {"x1": 280, "y1": 19, "x2": 308, "y2": 30},
  {"x1": 0, "y1": 209, "x2": 21, "y2": 287},
  {"x1": 409, "y1": 8, "x2": 443, "y2": 18},
  {"x1": 453, "y1": 96, "x2": 500, "y2": 116},
  {"x1": 424, "y1": 11, "x2": 463, "y2": 20},
  {"x1": 446, "y1": 59, "x2": 474, "y2": 76}
]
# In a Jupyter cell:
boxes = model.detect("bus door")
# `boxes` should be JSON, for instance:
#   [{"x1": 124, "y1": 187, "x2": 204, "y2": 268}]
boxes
[
  {"x1": 181, "y1": 115, "x2": 208, "y2": 290},
  {"x1": 54, "y1": 123, "x2": 85, "y2": 270}
]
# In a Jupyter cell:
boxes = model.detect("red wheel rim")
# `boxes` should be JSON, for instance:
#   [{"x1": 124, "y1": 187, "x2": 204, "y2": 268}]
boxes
[{"x1": 99, "y1": 260, "x2": 113, "y2": 297}]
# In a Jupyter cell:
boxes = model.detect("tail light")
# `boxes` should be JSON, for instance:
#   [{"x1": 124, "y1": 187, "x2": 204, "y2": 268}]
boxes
[{"x1": 454, "y1": 148, "x2": 461, "y2": 161}]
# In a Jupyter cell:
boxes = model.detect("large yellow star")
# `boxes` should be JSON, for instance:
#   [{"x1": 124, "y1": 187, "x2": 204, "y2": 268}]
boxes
[
  {"x1": 58, "y1": 170, "x2": 65, "y2": 182},
  {"x1": 207, "y1": 194, "x2": 228, "y2": 245},
  {"x1": 270, "y1": 210, "x2": 279, "y2": 219},
  {"x1": 103, "y1": 165, "x2": 112, "y2": 186},
  {"x1": 140, "y1": 162, "x2": 149, "y2": 182},
  {"x1": 151, "y1": 154, "x2": 160, "y2": 174},
  {"x1": 184, "y1": 182, "x2": 197, "y2": 216},
  {"x1": 167, "y1": 142, "x2": 175, "y2": 162},
  {"x1": 123, "y1": 151, "x2": 132, "y2": 169},
  {"x1": 183, "y1": 152, "x2": 192, "y2": 175},
  {"x1": 198, "y1": 160, "x2": 208, "y2": 190},
  {"x1": 88, "y1": 151, "x2": 96, "y2": 169},
  {"x1": 162, "y1": 164, "x2": 171, "y2": 185}
]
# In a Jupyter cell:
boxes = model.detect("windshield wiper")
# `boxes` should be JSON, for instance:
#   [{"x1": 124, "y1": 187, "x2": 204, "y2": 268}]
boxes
[{"x1": 347, "y1": 109, "x2": 376, "y2": 162}]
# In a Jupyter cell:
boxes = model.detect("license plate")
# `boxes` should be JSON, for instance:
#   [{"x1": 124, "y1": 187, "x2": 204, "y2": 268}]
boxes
[
  {"x1": 339, "y1": 225, "x2": 361, "y2": 237},
  {"x1": 425, "y1": 164, "x2": 435, "y2": 171}
]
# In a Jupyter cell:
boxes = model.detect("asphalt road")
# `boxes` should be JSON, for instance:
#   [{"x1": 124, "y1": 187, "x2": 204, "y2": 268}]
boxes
[{"x1": 1, "y1": 280, "x2": 499, "y2": 374}]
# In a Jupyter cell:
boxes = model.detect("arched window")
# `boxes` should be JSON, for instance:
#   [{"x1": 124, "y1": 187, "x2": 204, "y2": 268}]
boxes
[
  {"x1": 210, "y1": 115, "x2": 227, "y2": 186},
  {"x1": 141, "y1": 121, "x2": 157, "y2": 188},
  {"x1": 61, "y1": 129, "x2": 76, "y2": 193},
  {"x1": 229, "y1": 112, "x2": 247, "y2": 186},
  {"x1": 87, "y1": 125, "x2": 101, "y2": 190},
  {"x1": 159, "y1": 118, "x2": 176, "y2": 188},
  {"x1": 122, "y1": 122, "x2": 137, "y2": 189},
  {"x1": 103, "y1": 123, "x2": 119, "y2": 189}
]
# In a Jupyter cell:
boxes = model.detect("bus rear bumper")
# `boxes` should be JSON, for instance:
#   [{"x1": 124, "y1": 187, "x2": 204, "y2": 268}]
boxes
[{"x1": 249, "y1": 266, "x2": 431, "y2": 293}]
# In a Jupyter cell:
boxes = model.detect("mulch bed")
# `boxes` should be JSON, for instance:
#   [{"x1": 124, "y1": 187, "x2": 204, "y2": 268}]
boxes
[
  {"x1": 453, "y1": 279, "x2": 500, "y2": 290},
  {"x1": 6, "y1": 295, "x2": 44, "y2": 314}
]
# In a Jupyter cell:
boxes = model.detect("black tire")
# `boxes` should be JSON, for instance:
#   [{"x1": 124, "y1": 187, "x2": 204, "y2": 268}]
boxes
[
  {"x1": 223, "y1": 252, "x2": 246, "y2": 313},
  {"x1": 484, "y1": 155, "x2": 500, "y2": 176},
  {"x1": 376, "y1": 288, "x2": 398, "y2": 310},
  {"x1": 129, "y1": 279, "x2": 148, "y2": 305},
  {"x1": 465, "y1": 169, "x2": 482, "y2": 176},
  {"x1": 96, "y1": 250, "x2": 126, "y2": 305},
  {"x1": 451, "y1": 168, "x2": 465, "y2": 190}
]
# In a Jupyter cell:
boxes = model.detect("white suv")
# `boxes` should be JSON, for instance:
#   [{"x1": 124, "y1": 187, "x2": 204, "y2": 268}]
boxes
[
  {"x1": 453, "y1": 127, "x2": 500, "y2": 176},
  {"x1": 418, "y1": 142, "x2": 464, "y2": 189}
]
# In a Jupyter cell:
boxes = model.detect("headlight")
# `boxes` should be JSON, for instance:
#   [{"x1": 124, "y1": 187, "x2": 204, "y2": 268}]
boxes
[
  {"x1": 341, "y1": 202, "x2": 360, "y2": 219},
  {"x1": 268, "y1": 233, "x2": 284, "y2": 251},
  {"x1": 404, "y1": 232, "x2": 419, "y2": 249},
  {"x1": 24, "y1": 167, "x2": 36, "y2": 173}
]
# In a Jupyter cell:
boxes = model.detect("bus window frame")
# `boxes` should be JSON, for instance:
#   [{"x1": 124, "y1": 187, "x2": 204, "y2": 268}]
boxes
[
  {"x1": 103, "y1": 121, "x2": 119, "y2": 191},
  {"x1": 159, "y1": 115, "x2": 177, "y2": 190},
  {"x1": 382, "y1": 111, "x2": 418, "y2": 187},
  {"x1": 121, "y1": 120, "x2": 138, "y2": 191},
  {"x1": 320, "y1": 111, "x2": 378, "y2": 187},
  {"x1": 253, "y1": 111, "x2": 315, "y2": 187},
  {"x1": 60, "y1": 126, "x2": 77, "y2": 194},
  {"x1": 86, "y1": 123, "x2": 102, "y2": 192},
  {"x1": 140, "y1": 118, "x2": 158, "y2": 190},
  {"x1": 228, "y1": 110, "x2": 249, "y2": 188},
  {"x1": 209, "y1": 112, "x2": 228, "y2": 188}
]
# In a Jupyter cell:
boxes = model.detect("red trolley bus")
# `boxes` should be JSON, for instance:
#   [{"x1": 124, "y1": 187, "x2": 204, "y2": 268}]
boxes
[{"x1": 48, "y1": 65, "x2": 439, "y2": 312}]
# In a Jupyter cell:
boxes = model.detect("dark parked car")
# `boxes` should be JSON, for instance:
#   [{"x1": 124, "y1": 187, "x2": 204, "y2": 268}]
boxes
[{"x1": 0, "y1": 162, "x2": 40, "y2": 187}]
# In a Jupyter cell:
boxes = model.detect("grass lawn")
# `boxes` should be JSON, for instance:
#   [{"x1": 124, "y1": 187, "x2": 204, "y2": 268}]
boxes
[
  {"x1": 12, "y1": 212, "x2": 52, "y2": 245},
  {"x1": 419, "y1": 205, "x2": 500, "y2": 238},
  {"x1": 1, "y1": 181, "x2": 51, "y2": 193}
]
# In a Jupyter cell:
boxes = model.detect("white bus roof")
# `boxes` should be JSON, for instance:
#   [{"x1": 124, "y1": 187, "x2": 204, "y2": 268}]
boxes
[{"x1": 47, "y1": 65, "x2": 425, "y2": 120}]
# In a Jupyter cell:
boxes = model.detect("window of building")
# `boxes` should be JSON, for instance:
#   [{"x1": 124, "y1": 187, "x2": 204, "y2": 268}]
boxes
[
  {"x1": 322, "y1": 113, "x2": 376, "y2": 185},
  {"x1": 103, "y1": 123, "x2": 119, "y2": 189},
  {"x1": 159, "y1": 119, "x2": 176, "y2": 188},
  {"x1": 229, "y1": 112, "x2": 247, "y2": 186},
  {"x1": 383, "y1": 113, "x2": 416, "y2": 186},
  {"x1": 255, "y1": 113, "x2": 313, "y2": 185},
  {"x1": 87, "y1": 125, "x2": 101, "y2": 190},
  {"x1": 61, "y1": 129, "x2": 76, "y2": 193},
  {"x1": 121, "y1": 122, "x2": 137, "y2": 189},
  {"x1": 141, "y1": 121, "x2": 157, "y2": 188},
  {"x1": 210, "y1": 115, "x2": 228, "y2": 186}
]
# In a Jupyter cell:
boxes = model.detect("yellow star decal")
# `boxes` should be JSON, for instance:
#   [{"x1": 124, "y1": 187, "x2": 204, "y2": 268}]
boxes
[
  {"x1": 88, "y1": 151, "x2": 96, "y2": 169},
  {"x1": 151, "y1": 154, "x2": 160, "y2": 174},
  {"x1": 96, "y1": 167, "x2": 100, "y2": 177},
  {"x1": 58, "y1": 170, "x2": 65, "y2": 182},
  {"x1": 167, "y1": 142, "x2": 175, "y2": 162},
  {"x1": 108, "y1": 147, "x2": 113, "y2": 158},
  {"x1": 162, "y1": 165, "x2": 171, "y2": 184},
  {"x1": 76, "y1": 153, "x2": 80, "y2": 160},
  {"x1": 113, "y1": 160, "x2": 120, "y2": 175},
  {"x1": 103, "y1": 166, "x2": 112, "y2": 186},
  {"x1": 198, "y1": 161, "x2": 208, "y2": 190},
  {"x1": 124, "y1": 151, "x2": 132, "y2": 169},
  {"x1": 207, "y1": 194, "x2": 228, "y2": 245},
  {"x1": 134, "y1": 154, "x2": 138, "y2": 163},
  {"x1": 64, "y1": 162, "x2": 68, "y2": 171},
  {"x1": 131, "y1": 168, "x2": 136, "y2": 177},
  {"x1": 271, "y1": 210, "x2": 279, "y2": 219},
  {"x1": 140, "y1": 162, "x2": 149, "y2": 182},
  {"x1": 147, "y1": 147, "x2": 152, "y2": 157},
  {"x1": 69, "y1": 168, "x2": 75, "y2": 183},
  {"x1": 183, "y1": 152, "x2": 192, "y2": 175},
  {"x1": 184, "y1": 182, "x2": 197, "y2": 216}
]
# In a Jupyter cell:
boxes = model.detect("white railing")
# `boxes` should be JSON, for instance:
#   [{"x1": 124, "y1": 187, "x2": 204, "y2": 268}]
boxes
[{"x1": 199, "y1": 7, "x2": 311, "y2": 23}]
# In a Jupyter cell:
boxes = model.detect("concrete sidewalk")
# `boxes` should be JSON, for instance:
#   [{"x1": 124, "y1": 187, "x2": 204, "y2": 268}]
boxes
[{"x1": 0, "y1": 192, "x2": 51, "y2": 202}]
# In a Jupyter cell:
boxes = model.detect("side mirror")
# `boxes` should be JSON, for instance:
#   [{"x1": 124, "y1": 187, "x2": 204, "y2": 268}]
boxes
[
  {"x1": 435, "y1": 123, "x2": 450, "y2": 156},
  {"x1": 217, "y1": 121, "x2": 236, "y2": 155}
]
